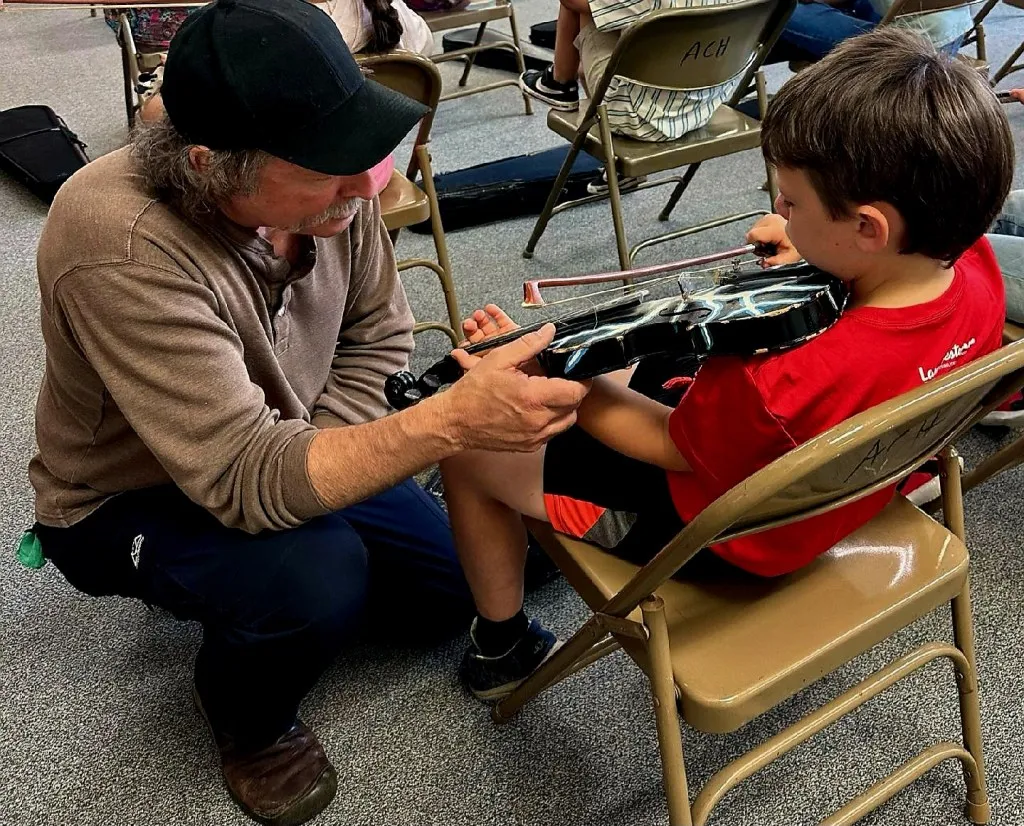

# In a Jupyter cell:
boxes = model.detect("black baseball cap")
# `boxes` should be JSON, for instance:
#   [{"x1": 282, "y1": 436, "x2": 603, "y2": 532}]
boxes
[{"x1": 161, "y1": 0, "x2": 428, "y2": 176}]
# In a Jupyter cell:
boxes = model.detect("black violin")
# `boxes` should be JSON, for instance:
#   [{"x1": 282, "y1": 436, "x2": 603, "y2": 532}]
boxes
[{"x1": 385, "y1": 259, "x2": 848, "y2": 411}]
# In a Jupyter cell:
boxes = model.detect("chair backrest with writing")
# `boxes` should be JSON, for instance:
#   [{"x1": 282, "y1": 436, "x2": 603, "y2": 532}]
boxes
[{"x1": 593, "y1": 0, "x2": 794, "y2": 98}]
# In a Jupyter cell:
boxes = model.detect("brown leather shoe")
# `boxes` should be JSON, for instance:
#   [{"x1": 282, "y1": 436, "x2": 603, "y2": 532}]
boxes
[{"x1": 193, "y1": 686, "x2": 338, "y2": 826}]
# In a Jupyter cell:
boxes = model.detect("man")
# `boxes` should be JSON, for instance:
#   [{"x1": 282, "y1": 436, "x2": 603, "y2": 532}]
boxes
[{"x1": 24, "y1": 1, "x2": 589, "y2": 824}]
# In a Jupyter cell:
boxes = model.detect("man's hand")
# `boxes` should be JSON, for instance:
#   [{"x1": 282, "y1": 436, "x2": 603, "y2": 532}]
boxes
[
  {"x1": 1008, "y1": 89, "x2": 1024, "y2": 103},
  {"x1": 747, "y1": 213, "x2": 801, "y2": 267},
  {"x1": 440, "y1": 323, "x2": 590, "y2": 453},
  {"x1": 461, "y1": 303, "x2": 519, "y2": 344}
]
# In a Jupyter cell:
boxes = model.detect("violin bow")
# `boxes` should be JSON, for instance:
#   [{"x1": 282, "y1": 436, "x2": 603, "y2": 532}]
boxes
[{"x1": 522, "y1": 243, "x2": 772, "y2": 307}]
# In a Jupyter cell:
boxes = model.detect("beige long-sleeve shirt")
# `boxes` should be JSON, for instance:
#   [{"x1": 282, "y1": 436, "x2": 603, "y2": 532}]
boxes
[{"x1": 30, "y1": 147, "x2": 415, "y2": 533}]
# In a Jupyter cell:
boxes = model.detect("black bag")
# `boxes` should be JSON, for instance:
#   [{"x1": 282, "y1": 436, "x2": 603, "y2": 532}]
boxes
[
  {"x1": 529, "y1": 20, "x2": 556, "y2": 50},
  {"x1": 0, "y1": 105, "x2": 89, "y2": 203},
  {"x1": 440, "y1": 27, "x2": 551, "y2": 73},
  {"x1": 409, "y1": 146, "x2": 604, "y2": 233}
]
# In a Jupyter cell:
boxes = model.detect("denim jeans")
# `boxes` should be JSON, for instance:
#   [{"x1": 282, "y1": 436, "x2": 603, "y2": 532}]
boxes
[
  {"x1": 37, "y1": 479, "x2": 475, "y2": 749},
  {"x1": 988, "y1": 190, "x2": 1024, "y2": 324},
  {"x1": 776, "y1": 0, "x2": 881, "y2": 61}
]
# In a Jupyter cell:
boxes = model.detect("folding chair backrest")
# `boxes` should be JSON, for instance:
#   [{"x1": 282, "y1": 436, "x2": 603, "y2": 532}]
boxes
[
  {"x1": 602, "y1": 0, "x2": 792, "y2": 93},
  {"x1": 881, "y1": 0, "x2": 977, "y2": 23},
  {"x1": 607, "y1": 340, "x2": 1024, "y2": 615},
  {"x1": 357, "y1": 51, "x2": 441, "y2": 150}
]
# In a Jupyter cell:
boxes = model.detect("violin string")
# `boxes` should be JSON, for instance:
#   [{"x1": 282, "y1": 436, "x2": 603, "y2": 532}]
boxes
[{"x1": 521, "y1": 257, "x2": 758, "y2": 313}]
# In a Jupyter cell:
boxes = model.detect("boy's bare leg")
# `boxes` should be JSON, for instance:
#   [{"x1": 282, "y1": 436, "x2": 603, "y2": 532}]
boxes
[
  {"x1": 552, "y1": 3, "x2": 583, "y2": 85},
  {"x1": 442, "y1": 446, "x2": 559, "y2": 700},
  {"x1": 440, "y1": 446, "x2": 548, "y2": 622}
]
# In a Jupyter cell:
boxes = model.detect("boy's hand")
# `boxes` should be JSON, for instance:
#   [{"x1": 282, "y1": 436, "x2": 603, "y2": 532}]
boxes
[
  {"x1": 461, "y1": 304, "x2": 519, "y2": 345},
  {"x1": 747, "y1": 214, "x2": 801, "y2": 267}
]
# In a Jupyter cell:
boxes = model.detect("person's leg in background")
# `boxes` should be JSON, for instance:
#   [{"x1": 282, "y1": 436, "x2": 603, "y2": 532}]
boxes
[
  {"x1": 988, "y1": 189, "x2": 1024, "y2": 325},
  {"x1": 975, "y1": 190, "x2": 1024, "y2": 427},
  {"x1": 766, "y1": 0, "x2": 879, "y2": 64},
  {"x1": 519, "y1": 0, "x2": 592, "y2": 110}
]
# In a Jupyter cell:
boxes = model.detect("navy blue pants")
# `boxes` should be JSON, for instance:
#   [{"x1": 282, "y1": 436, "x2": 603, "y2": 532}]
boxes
[{"x1": 37, "y1": 480, "x2": 475, "y2": 749}]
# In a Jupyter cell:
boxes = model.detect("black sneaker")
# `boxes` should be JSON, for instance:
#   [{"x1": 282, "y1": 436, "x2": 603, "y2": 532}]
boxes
[
  {"x1": 519, "y1": 66, "x2": 579, "y2": 111},
  {"x1": 460, "y1": 618, "x2": 562, "y2": 701}
]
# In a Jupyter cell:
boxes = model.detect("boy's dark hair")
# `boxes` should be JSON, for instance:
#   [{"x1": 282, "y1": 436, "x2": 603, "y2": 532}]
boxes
[{"x1": 761, "y1": 27, "x2": 1013, "y2": 265}]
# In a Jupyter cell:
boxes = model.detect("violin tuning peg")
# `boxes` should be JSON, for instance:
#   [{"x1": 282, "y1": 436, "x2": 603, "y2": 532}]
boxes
[{"x1": 385, "y1": 371, "x2": 420, "y2": 410}]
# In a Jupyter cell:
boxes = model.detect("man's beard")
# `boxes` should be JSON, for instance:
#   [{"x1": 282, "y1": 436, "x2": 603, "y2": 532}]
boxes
[{"x1": 283, "y1": 197, "x2": 365, "y2": 232}]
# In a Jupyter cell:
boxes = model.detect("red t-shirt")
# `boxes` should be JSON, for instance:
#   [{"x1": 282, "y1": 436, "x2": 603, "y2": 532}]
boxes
[{"x1": 667, "y1": 238, "x2": 1005, "y2": 577}]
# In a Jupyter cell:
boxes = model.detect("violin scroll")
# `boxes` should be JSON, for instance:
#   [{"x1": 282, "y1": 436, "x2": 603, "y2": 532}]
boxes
[
  {"x1": 385, "y1": 355, "x2": 462, "y2": 410},
  {"x1": 384, "y1": 371, "x2": 421, "y2": 410}
]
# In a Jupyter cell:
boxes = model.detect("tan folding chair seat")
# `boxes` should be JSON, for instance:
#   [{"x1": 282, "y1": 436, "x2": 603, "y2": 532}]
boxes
[
  {"x1": 546, "y1": 106, "x2": 762, "y2": 181},
  {"x1": 379, "y1": 171, "x2": 431, "y2": 229},
  {"x1": 494, "y1": 340, "x2": 1024, "y2": 826},
  {"x1": 531, "y1": 495, "x2": 966, "y2": 735},
  {"x1": 421, "y1": 0, "x2": 532, "y2": 112},
  {"x1": 523, "y1": 0, "x2": 796, "y2": 271},
  {"x1": 359, "y1": 52, "x2": 461, "y2": 345}
]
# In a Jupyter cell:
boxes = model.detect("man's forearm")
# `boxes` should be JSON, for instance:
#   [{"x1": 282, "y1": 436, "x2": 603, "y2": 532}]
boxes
[
  {"x1": 306, "y1": 395, "x2": 460, "y2": 510},
  {"x1": 576, "y1": 377, "x2": 689, "y2": 471}
]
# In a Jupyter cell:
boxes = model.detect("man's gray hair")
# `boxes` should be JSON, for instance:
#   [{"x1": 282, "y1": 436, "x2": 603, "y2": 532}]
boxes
[{"x1": 131, "y1": 116, "x2": 270, "y2": 221}]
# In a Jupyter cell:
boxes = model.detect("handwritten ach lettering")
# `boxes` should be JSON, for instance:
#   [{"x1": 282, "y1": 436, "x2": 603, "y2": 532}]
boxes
[{"x1": 680, "y1": 37, "x2": 730, "y2": 63}]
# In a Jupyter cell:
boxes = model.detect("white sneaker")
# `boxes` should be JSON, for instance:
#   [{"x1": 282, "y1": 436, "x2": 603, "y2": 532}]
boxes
[
  {"x1": 904, "y1": 455, "x2": 965, "y2": 507},
  {"x1": 586, "y1": 170, "x2": 648, "y2": 196},
  {"x1": 979, "y1": 407, "x2": 1024, "y2": 427}
]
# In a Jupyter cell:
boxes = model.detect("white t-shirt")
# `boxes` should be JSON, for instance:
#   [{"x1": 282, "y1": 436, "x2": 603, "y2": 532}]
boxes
[{"x1": 318, "y1": 0, "x2": 434, "y2": 57}]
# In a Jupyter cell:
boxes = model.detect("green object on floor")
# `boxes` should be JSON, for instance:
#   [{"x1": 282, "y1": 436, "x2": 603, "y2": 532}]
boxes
[{"x1": 16, "y1": 529, "x2": 45, "y2": 570}]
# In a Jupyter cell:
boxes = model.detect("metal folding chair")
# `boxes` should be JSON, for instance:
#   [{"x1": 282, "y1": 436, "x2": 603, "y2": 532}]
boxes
[
  {"x1": 359, "y1": 51, "x2": 461, "y2": 345},
  {"x1": 421, "y1": 0, "x2": 532, "y2": 112},
  {"x1": 497, "y1": 340, "x2": 1024, "y2": 826},
  {"x1": 523, "y1": 0, "x2": 796, "y2": 271}
]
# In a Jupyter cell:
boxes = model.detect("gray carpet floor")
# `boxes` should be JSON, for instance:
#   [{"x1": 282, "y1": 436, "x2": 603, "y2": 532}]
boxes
[{"x1": 4, "y1": 5, "x2": 1024, "y2": 825}]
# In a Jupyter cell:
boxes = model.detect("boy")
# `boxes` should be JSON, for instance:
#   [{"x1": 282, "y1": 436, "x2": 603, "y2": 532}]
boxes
[{"x1": 441, "y1": 27, "x2": 1013, "y2": 701}]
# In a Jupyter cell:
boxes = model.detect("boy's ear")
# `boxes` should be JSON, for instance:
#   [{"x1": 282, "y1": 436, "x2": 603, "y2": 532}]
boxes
[{"x1": 852, "y1": 203, "x2": 892, "y2": 253}]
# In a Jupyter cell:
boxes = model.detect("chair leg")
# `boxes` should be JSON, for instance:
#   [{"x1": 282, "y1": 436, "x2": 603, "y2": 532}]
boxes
[
  {"x1": 120, "y1": 42, "x2": 136, "y2": 129},
  {"x1": 494, "y1": 616, "x2": 610, "y2": 721},
  {"x1": 523, "y1": 132, "x2": 587, "y2": 259},
  {"x1": 960, "y1": 434, "x2": 1024, "y2": 497},
  {"x1": 993, "y1": 38, "x2": 1024, "y2": 85},
  {"x1": 415, "y1": 144, "x2": 461, "y2": 332},
  {"x1": 596, "y1": 106, "x2": 630, "y2": 271},
  {"x1": 506, "y1": 3, "x2": 533, "y2": 115},
  {"x1": 756, "y1": 70, "x2": 778, "y2": 207},
  {"x1": 940, "y1": 449, "x2": 992, "y2": 825},
  {"x1": 658, "y1": 163, "x2": 702, "y2": 223},
  {"x1": 642, "y1": 596, "x2": 692, "y2": 826},
  {"x1": 459, "y1": 23, "x2": 487, "y2": 87}
]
